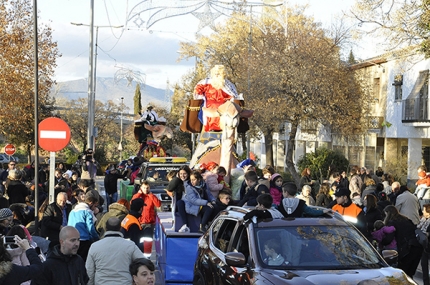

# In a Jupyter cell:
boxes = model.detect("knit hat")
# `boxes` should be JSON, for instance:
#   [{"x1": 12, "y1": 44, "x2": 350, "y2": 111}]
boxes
[
  {"x1": 130, "y1": 198, "x2": 145, "y2": 212},
  {"x1": 0, "y1": 208, "x2": 13, "y2": 221},
  {"x1": 237, "y1": 159, "x2": 256, "y2": 169},
  {"x1": 271, "y1": 173, "x2": 282, "y2": 181},
  {"x1": 334, "y1": 187, "x2": 351, "y2": 197}
]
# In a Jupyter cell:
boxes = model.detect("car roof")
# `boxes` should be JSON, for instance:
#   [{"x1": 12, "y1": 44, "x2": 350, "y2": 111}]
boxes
[{"x1": 220, "y1": 206, "x2": 349, "y2": 227}]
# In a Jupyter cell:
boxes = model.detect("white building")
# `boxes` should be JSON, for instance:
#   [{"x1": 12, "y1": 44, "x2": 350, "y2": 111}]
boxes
[{"x1": 240, "y1": 49, "x2": 429, "y2": 185}]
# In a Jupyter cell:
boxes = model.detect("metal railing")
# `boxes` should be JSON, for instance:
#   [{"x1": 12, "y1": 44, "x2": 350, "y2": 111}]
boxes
[{"x1": 402, "y1": 97, "x2": 430, "y2": 122}]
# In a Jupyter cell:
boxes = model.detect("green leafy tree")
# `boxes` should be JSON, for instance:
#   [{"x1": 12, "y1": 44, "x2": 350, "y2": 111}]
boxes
[
  {"x1": 134, "y1": 84, "x2": 142, "y2": 115},
  {"x1": 55, "y1": 98, "x2": 135, "y2": 162},
  {"x1": 0, "y1": 0, "x2": 59, "y2": 162},
  {"x1": 297, "y1": 147, "x2": 349, "y2": 183},
  {"x1": 348, "y1": 49, "x2": 356, "y2": 64}
]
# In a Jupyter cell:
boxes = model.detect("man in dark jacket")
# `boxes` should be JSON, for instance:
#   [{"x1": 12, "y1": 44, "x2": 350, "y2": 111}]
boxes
[
  {"x1": 121, "y1": 198, "x2": 145, "y2": 249},
  {"x1": 31, "y1": 226, "x2": 89, "y2": 285},
  {"x1": 104, "y1": 166, "x2": 126, "y2": 209},
  {"x1": 40, "y1": 192, "x2": 72, "y2": 248}
]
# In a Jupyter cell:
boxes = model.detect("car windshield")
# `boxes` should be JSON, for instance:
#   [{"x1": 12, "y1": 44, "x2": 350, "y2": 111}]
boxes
[
  {"x1": 144, "y1": 166, "x2": 181, "y2": 183},
  {"x1": 255, "y1": 225, "x2": 384, "y2": 270}
]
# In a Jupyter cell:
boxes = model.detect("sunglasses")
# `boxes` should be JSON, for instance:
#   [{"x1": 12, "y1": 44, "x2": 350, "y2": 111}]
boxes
[{"x1": 9, "y1": 164, "x2": 16, "y2": 166}]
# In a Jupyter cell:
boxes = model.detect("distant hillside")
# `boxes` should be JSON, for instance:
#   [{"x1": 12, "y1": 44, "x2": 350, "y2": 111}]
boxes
[{"x1": 50, "y1": 77, "x2": 172, "y2": 109}]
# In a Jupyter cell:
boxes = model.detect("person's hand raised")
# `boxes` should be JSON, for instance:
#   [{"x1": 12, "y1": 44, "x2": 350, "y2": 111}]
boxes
[{"x1": 15, "y1": 235, "x2": 31, "y2": 251}]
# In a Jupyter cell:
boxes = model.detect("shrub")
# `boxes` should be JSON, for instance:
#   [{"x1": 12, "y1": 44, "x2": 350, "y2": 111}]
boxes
[{"x1": 297, "y1": 147, "x2": 349, "y2": 183}]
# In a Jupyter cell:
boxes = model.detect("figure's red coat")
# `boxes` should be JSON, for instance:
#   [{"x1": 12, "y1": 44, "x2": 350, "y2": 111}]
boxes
[{"x1": 195, "y1": 83, "x2": 233, "y2": 131}]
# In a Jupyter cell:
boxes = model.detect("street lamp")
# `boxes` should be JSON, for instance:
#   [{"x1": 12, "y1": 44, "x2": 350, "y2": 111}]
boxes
[
  {"x1": 118, "y1": 97, "x2": 124, "y2": 161},
  {"x1": 71, "y1": 21, "x2": 124, "y2": 150}
]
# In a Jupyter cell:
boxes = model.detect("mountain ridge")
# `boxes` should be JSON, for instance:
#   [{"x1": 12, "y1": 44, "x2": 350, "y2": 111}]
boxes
[{"x1": 51, "y1": 77, "x2": 172, "y2": 109}]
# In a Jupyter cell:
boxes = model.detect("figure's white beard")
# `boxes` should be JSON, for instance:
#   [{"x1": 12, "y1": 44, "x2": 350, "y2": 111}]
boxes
[{"x1": 211, "y1": 76, "x2": 224, "y2": 90}]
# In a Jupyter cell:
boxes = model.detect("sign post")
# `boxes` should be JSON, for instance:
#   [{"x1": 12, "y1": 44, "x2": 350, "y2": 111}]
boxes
[
  {"x1": 38, "y1": 117, "x2": 71, "y2": 203},
  {"x1": 4, "y1": 144, "x2": 16, "y2": 161}
]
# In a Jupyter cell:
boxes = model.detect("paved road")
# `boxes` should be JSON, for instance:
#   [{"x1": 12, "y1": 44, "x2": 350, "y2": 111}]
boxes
[{"x1": 95, "y1": 177, "x2": 427, "y2": 285}]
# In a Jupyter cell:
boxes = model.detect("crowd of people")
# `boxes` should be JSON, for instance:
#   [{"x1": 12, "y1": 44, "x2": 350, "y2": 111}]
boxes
[
  {"x1": 1, "y1": 151, "x2": 430, "y2": 284},
  {"x1": 0, "y1": 152, "x2": 156, "y2": 285},
  {"x1": 169, "y1": 159, "x2": 430, "y2": 284}
]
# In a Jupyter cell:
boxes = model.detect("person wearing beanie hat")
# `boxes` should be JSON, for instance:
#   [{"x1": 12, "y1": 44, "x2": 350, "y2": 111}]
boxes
[
  {"x1": 121, "y1": 198, "x2": 145, "y2": 248},
  {"x1": 278, "y1": 183, "x2": 331, "y2": 218},
  {"x1": 0, "y1": 207, "x2": 13, "y2": 235},
  {"x1": 331, "y1": 187, "x2": 367, "y2": 235},
  {"x1": 269, "y1": 174, "x2": 283, "y2": 206}
]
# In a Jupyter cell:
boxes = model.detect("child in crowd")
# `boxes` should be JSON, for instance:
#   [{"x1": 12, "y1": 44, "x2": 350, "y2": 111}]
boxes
[
  {"x1": 415, "y1": 165, "x2": 430, "y2": 199},
  {"x1": 263, "y1": 239, "x2": 286, "y2": 266},
  {"x1": 269, "y1": 173, "x2": 283, "y2": 206},
  {"x1": 216, "y1": 166, "x2": 230, "y2": 190},
  {"x1": 243, "y1": 194, "x2": 284, "y2": 221},
  {"x1": 371, "y1": 220, "x2": 397, "y2": 251},
  {"x1": 278, "y1": 182, "x2": 331, "y2": 218},
  {"x1": 351, "y1": 192, "x2": 363, "y2": 207},
  {"x1": 210, "y1": 190, "x2": 234, "y2": 221}
]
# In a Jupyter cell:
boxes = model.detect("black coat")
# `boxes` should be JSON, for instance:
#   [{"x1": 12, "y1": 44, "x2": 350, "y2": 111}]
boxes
[
  {"x1": 31, "y1": 244, "x2": 89, "y2": 285},
  {"x1": 315, "y1": 194, "x2": 333, "y2": 208},
  {"x1": 0, "y1": 248, "x2": 43, "y2": 285},
  {"x1": 103, "y1": 170, "x2": 125, "y2": 195},
  {"x1": 40, "y1": 202, "x2": 72, "y2": 244},
  {"x1": 166, "y1": 177, "x2": 184, "y2": 201},
  {"x1": 364, "y1": 207, "x2": 383, "y2": 239},
  {"x1": 238, "y1": 183, "x2": 269, "y2": 207},
  {"x1": 386, "y1": 217, "x2": 421, "y2": 258},
  {"x1": 7, "y1": 180, "x2": 29, "y2": 205}
]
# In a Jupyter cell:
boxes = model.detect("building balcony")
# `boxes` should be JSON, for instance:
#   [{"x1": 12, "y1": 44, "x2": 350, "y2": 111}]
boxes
[
  {"x1": 402, "y1": 97, "x2": 430, "y2": 126},
  {"x1": 367, "y1": 116, "x2": 384, "y2": 133}
]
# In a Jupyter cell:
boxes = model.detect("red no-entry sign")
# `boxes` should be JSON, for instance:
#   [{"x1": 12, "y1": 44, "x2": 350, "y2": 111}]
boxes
[
  {"x1": 4, "y1": 144, "x2": 16, "y2": 156},
  {"x1": 38, "y1": 117, "x2": 71, "y2": 152}
]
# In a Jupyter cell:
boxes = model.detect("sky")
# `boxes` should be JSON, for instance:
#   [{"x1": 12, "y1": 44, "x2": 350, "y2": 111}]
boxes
[{"x1": 37, "y1": 0, "x2": 369, "y2": 90}]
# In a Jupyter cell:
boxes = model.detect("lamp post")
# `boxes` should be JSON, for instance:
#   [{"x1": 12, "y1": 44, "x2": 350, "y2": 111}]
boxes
[
  {"x1": 71, "y1": 21, "x2": 123, "y2": 150},
  {"x1": 118, "y1": 97, "x2": 124, "y2": 161}
]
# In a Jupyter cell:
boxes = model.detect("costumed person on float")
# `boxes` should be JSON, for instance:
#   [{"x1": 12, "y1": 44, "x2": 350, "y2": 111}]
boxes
[
  {"x1": 143, "y1": 140, "x2": 166, "y2": 161},
  {"x1": 140, "y1": 105, "x2": 159, "y2": 125},
  {"x1": 194, "y1": 64, "x2": 253, "y2": 132},
  {"x1": 135, "y1": 104, "x2": 171, "y2": 157}
]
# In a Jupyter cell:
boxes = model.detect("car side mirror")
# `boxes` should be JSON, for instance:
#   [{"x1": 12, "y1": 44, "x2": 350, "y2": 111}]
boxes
[
  {"x1": 382, "y1": 250, "x2": 398, "y2": 266},
  {"x1": 225, "y1": 252, "x2": 247, "y2": 267}
]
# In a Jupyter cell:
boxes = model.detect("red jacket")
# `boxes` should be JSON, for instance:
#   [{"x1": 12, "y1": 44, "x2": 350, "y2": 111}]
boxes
[
  {"x1": 416, "y1": 174, "x2": 430, "y2": 187},
  {"x1": 131, "y1": 192, "x2": 161, "y2": 224}
]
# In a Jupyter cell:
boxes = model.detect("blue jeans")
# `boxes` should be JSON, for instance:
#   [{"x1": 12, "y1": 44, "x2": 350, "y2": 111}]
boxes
[{"x1": 106, "y1": 192, "x2": 118, "y2": 209}]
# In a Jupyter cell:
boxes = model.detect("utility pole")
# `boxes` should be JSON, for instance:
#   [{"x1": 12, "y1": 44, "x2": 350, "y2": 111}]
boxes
[
  {"x1": 119, "y1": 97, "x2": 124, "y2": 161},
  {"x1": 71, "y1": 20, "x2": 123, "y2": 150}
]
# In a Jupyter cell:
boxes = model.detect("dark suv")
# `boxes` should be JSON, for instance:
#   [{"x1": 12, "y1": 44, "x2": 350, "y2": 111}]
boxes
[{"x1": 193, "y1": 206, "x2": 417, "y2": 285}]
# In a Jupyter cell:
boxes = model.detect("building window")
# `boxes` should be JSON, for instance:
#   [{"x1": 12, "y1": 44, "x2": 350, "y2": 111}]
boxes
[
  {"x1": 373, "y1": 78, "x2": 380, "y2": 103},
  {"x1": 393, "y1": 74, "x2": 403, "y2": 101}
]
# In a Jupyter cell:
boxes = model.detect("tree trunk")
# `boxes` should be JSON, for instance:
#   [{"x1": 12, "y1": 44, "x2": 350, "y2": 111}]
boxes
[
  {"x1": 285, "y1": 121, "x2": 301, "y2": 187},
  {"x1": 264, "y1": 132, "x2": 274, "y2": 167},
  {"x1": 26, "y1": 144, "x2": 32, "y2": 164}
]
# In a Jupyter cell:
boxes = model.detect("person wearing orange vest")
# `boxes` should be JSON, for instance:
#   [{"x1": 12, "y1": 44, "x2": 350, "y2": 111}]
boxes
[
  {"x1": 331, "y1": 187, "x2": 367, "y2": 235},
  {"x1": 121, "y1": 198, "x2": 145, "y2": 248}
]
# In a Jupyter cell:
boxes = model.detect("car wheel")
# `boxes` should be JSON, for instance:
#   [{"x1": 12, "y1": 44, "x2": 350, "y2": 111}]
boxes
[{"x1": 193, "y1": 275, "x2": 205, "y2": 285}]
